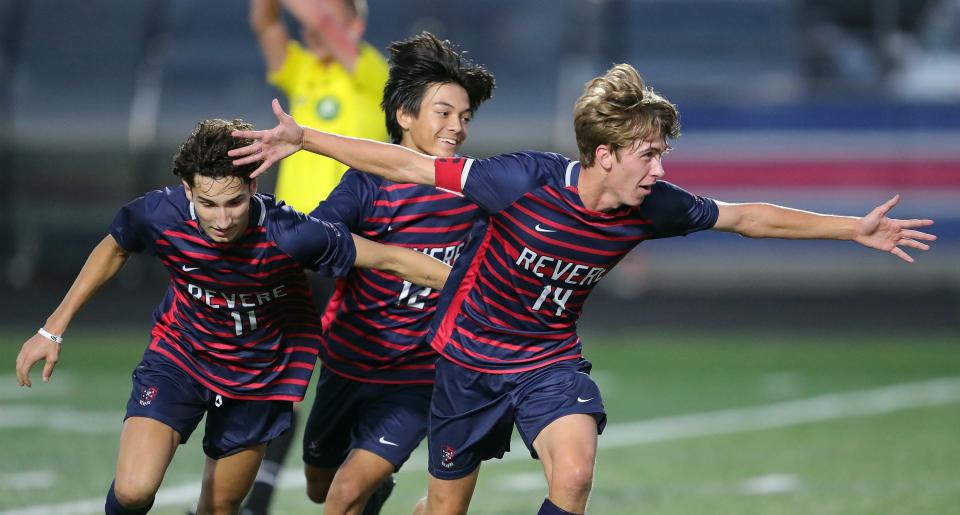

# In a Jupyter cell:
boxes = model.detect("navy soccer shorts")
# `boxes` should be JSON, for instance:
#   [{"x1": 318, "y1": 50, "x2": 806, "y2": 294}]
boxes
[
  {"x1": 427, "y1": 357, "x2": 607, "y2": 480},
  {"x1": 302, "y1": 367, "x2": 432, "y2": 471},
  {"x1": 124, "y1": 353, "x2": 293, "y2": 459}
]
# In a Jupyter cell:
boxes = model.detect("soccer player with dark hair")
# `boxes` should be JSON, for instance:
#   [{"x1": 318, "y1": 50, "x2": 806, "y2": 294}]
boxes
[
  {"x1": 299, "y1": 31, "x2": 494, "y2": 515},
  {"x1": 14, "y1": 118, "x2": 449, "y2": 515},
  {"x1": 231, "y1": 64, "x2": 936, "y2": 515}
]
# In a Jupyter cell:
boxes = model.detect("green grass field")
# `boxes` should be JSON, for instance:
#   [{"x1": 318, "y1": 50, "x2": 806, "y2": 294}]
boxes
[{"x1": 2, "y1": 328, "x2": 959, "y2": 514}]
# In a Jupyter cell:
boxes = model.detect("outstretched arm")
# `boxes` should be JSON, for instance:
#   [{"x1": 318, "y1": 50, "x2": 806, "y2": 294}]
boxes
[
  {"x1": 712, "y1": 195, "x2": 935, "y2": 263},
  {"x1": 15, "y1": 235, "x2": 130, "y2": 386},
  {"x1": 230, "y1": 99, "x2": 436, "y2": 184},
  {"x1": 250, "y1": 0, "x2": 289, "y2": 74},
  {"x1": 351, "y1": 235, "x2": 449, "y2": 291}
]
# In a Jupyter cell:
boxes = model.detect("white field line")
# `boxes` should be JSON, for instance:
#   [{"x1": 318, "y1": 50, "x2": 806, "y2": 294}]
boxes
[
  {"x1": 0, "y1": 374, "x2": 77, "y2": 400},
  {"x1": 0, "y1": 406, "x2": 123, "y2": 433},
  {"x1": 0, "y1": 471, "x2": 57, "y2": 491},
  {"x1": 495, "y1": 472, "x2": 548, "y2": 492},
  {"x1": 598, "y1": 376, "x2": 960, "y2": 448},
  {"x1": 3, "y1": 376, "x2": 960, "y2": 515},
  {"x1": 741, "y1": 474, "x2": 801, "y2": 495}
]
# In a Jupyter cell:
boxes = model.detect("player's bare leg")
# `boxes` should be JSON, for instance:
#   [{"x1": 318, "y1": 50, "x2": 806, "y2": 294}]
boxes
[
  {"x1": 112, "y1": 416, "x2": 180, "y2": 509},
  {"x1": 532, "y1": 414, "x2": 598, "y2": 514},
  {"x1": 304, "y1": 463, "x2": 338, "y2": 503},
  {"x1": 195, "y1": 444, "x2": 267, "y2": 515},
  {"x1": 420, "y1": 467, "x2": 480, "y2": 515},
  {"x1": 313, "y1": 448, "x2": 396, "y2": 514}
]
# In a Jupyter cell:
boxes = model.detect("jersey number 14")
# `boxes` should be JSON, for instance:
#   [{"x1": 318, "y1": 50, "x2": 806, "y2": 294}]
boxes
[{"x1": 532, "y1": 285, "x2": 571, "y2": 316}]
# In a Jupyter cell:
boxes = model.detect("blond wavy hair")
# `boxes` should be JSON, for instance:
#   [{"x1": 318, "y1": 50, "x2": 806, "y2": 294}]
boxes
[{"x1": 573, "y1": 64, "x2": 680, "y2": 167}]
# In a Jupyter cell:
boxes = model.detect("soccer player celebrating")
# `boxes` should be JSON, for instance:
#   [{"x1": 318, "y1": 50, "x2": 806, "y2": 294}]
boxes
[
  {"x1": 14, "y1": 119, "x2": 449, "y2": 515},
  {"x1": 299, "y1": 32, "x2": 493, "y2": 515},
  {"x1": 231, "y1": 65, "x2": 936, "y2": 515}
]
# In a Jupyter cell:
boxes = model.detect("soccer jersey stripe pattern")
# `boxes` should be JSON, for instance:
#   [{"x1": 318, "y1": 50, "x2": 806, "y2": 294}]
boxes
[
  {"x1": 109, "y1": 186, "x2": 356, "y2": 401},
  {"x1": 312, "y1": 170, "x2": 480, "y2": 383},
  {"x1": 430, "y1": 151, "x2": 719, "y2": 373}
]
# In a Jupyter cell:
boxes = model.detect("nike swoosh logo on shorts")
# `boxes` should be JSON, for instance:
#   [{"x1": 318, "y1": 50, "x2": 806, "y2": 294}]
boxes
[
  {"x1": 182, "y1": 265, "x2": 199, "y2": 272},
  {"x1": 577, "y1": 397, "x2": 594, "y2": 403},
  {"x1": 535, "y1": 224, "x2": 557, "y2": 233},
  {"x1": 379, "y1": 436, "x2": 399, "y2": 446}
]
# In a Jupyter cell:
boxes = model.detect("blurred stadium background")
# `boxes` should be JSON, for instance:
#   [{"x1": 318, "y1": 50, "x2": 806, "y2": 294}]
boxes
[{"x1": 1, "y1": 0, "x2": 958, "y2": 514}]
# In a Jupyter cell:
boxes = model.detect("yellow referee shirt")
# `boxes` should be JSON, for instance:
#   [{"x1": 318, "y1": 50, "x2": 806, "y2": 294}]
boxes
[{"x1": 269, "y1": 41, "x2": 388, "y2": 212}]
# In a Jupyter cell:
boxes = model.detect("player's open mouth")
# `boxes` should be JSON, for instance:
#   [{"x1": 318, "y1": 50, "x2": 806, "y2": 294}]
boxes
[{"x1": 438, "y1": 137, "x2": 458, "y2": 146}]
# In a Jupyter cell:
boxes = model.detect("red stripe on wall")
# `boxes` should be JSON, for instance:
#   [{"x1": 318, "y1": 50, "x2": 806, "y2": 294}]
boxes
[{"x1": 667, "y1": 161, "x2": 960, "y2": 188}]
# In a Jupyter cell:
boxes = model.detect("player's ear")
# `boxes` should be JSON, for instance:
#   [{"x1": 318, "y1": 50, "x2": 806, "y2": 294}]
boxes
[
  {"x1": 397, "y1": 107, "x2": 413, "y2": 132},
  {"x1": 595, "y1": 144, "x2": 614, "y2": 172},
  {"x1": 182, "y1": 180, "x2": 194, "y2": 200},
  {"x1": 249, "y1": 179, "x2": 258, "y2": 196}
]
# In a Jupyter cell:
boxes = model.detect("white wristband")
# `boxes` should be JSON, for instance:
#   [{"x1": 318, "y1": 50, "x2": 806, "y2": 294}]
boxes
[{"x1": 38, "y1": 327, "x2": 63, "y2": 344}]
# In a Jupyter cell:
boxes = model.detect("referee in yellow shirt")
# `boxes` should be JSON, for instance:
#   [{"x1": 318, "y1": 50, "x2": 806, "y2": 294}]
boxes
[
  {"x1": 239, "y1": 2, "x2": 390, "y2": 514},
  {"x1": 251, "y1": 0, "x2": 388, "y2": 213}
]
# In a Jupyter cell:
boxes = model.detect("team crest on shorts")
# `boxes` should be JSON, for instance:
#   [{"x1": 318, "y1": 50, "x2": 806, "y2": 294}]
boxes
[
  {"x1": 139, "y1": 386, "x2": 159, "y2": 406},
  {"x1": 305, "y1": 440, "x2": 323, "y2": 458},
  {"x1": 440, "y1": 445, "x2": 456, "y2": 469}
]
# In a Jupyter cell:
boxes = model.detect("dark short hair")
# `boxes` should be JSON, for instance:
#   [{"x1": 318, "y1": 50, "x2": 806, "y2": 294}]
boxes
[
  {"x1": 382, "y1": 32, "x2": 495, "y2": 144},
  {"x1": 172, "y1": 119, "x2": 258, "y2": 186}
]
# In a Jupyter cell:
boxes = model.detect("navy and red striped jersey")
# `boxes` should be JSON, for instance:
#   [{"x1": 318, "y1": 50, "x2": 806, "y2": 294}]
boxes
[
  {"x1": 310, "y1": 169, "x2": 479, "y2": 383},
  {"x1": 429, "y1": 152, "x2": 719, "y2": 373},
  {"x1": 109, "y1": 185, "x2": 356, "y2": 401}
]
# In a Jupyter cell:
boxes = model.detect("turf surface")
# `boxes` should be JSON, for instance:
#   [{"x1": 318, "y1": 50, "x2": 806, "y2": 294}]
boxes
[{"x1": 2, "y1": 328, "x2": 958, "y2": 514}]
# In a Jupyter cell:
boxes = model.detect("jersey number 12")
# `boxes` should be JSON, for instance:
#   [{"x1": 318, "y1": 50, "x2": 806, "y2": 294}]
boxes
[{"x1": 397, "y1": 281, "x2": 431, "y2": 310}]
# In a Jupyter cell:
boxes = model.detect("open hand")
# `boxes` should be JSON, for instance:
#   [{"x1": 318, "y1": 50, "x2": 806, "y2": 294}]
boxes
[
  {"x1": 854, "y1": 195, "x2": 936, "y2": 263},
  {"x1": 230, "y1": 98, "x2": 305, "y2": 178}
]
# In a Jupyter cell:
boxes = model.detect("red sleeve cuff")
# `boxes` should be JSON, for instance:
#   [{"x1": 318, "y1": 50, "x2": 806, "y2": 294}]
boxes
[{"x1": 434, "y1": 157, "x2": 467, "y2": 194}]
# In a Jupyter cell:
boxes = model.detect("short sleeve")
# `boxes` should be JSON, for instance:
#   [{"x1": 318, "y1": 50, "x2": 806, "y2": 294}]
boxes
[
  {"x1": 309, "y1": 170, "x2": 375, "y2": 232},
  {"x1": 109, "y1": 196, "x2": 152, "y2": 254},
  {"x1": 274, "y1": 208, "x2": 357, "y2": 276},
  {"x1": 641, "y1": 181, "x2": 719, "y2": 239},
  {"x1": 435, "y1": 153, "x2": 545, "y2": 213}
]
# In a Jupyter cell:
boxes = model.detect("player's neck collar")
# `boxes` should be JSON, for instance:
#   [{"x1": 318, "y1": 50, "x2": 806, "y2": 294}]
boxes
[
  {"x1": 565, "y1": 160, "x2": 581, "y2": 188},
  {"x1": 251, "y1": 195, "x2": 267, "y2": 227}
]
